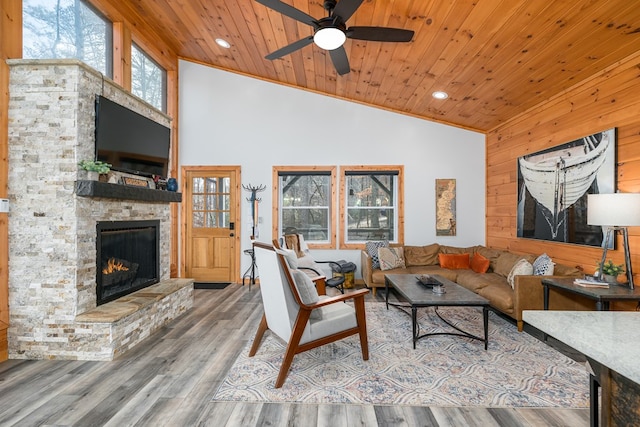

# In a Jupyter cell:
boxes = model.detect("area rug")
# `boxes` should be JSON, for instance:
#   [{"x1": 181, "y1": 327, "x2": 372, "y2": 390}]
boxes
[{"x1": 213, "y1": 302, "x2": 589, "y2": 407}]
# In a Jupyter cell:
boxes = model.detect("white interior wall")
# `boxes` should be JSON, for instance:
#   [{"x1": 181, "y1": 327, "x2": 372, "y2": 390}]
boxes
[{"x1": 178, "y1": 59, "x2": 486, "y2": 277}]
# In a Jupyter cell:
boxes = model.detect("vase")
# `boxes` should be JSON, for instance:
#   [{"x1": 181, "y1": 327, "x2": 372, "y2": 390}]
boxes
[
  {"x1": 603, "y1": 274, "x2": 618, "y2": 284},
  {"x1": 167, "y1": 178, "x2": 178, "y2": 192},
  {"x1": 81, "y1": 170, "x2": 99, "y2": 181}
]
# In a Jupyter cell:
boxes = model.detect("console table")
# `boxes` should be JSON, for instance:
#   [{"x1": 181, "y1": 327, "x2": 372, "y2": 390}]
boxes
[{"x1": 524, "y1": 310, "x2": 640, "y2": 427}]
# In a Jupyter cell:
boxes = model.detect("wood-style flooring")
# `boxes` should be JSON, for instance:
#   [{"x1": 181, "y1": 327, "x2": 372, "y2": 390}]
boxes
[{"x1": 0, "y1": 284, "x2": 589, "y2": 426}]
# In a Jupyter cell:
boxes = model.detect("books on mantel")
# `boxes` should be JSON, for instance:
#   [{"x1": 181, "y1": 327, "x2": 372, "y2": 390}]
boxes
[{"x1": 574, "y1": 278, "x2": 610, "y2": 288}]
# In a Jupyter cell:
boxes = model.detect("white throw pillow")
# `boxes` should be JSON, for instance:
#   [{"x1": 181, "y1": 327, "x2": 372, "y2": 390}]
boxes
[
  {"x1": 533, "y1": 253, "x2": 555, "y2": 276},
  {"x1": 507, "y1": 258, "x2": 534, "y2": 289},
  {"x1": 275, "y1": 247, "x2": 298, "y2": 270},
  {"x1": 291, "y1": 269, "x2": 322, "y2": 320}
]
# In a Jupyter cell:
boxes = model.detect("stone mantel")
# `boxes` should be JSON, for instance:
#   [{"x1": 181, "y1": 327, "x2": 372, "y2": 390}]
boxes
[{"x1": 76, "y1": 180, "x2": 182, "y2": 203}]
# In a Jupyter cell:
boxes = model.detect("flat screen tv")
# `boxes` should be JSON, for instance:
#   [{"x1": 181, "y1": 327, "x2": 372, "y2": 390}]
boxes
[{"x1": 95, "y1": 95, "x2": 171, "y2": 178}]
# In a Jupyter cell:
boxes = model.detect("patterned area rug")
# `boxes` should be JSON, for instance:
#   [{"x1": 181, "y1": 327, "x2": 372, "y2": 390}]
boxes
[{"x1": 213, "y1": 302, "x2": 589, "y2": 407}]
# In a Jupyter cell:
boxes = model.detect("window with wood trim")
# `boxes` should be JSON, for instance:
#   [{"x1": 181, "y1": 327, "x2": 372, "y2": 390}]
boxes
[
  {"x1": 340, "y1": 166, "x2": 404, "y2": 249},
  {"x1": 22, "y1": 0, "x2": 113, "y2": 77},
  {"x1": 273, "y1": 167, "x2": 336, "y2": 248},
  {"x1": 131, "y1": 43, "x2": 167, "y2": 112}
]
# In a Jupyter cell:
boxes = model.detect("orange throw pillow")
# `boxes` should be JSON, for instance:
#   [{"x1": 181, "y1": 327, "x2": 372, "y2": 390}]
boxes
[
  {"x1": 470, "y1": 253, "x2": 490, "y2": 274},
  {"x1": 438, "y1": 253, "x2": 470, "y2": 269}
]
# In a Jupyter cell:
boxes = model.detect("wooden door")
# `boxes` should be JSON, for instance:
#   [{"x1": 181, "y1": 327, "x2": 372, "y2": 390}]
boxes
[{"x1": 184, "y1": 167, "x2": 240, "y2": 283}]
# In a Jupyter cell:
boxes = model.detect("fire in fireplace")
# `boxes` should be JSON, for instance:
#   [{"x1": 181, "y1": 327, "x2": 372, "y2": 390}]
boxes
[{"x1": 96, "y1": 220, "x2": 160, "y2": 305}]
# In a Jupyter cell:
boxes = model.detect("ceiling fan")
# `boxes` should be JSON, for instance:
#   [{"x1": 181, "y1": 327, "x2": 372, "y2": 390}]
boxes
[{"x1": 256, "y1": 0, "x2": 415, "y2": 75}]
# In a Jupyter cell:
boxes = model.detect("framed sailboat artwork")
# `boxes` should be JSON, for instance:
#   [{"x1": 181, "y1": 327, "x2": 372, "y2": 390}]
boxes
[{"x1": 516, "y1": 128, "x2": 616, "y2": 248}]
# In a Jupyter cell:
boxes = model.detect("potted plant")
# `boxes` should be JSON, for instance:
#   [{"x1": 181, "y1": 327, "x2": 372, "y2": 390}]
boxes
[
  {"x1": 596, "y1": 259, "x2": 625, "y2": 284},
  {"x1": 78, "y1": 160, "x2": 111, "y2": 181}
]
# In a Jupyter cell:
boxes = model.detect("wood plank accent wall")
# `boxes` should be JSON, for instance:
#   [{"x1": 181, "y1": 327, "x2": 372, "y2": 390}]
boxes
[
  {"x1": 0, "y1": 0, "x2": 22, "y2": 362},
  {"x1": 486, "y1": 50, "x2": 640, "y2": 284}
]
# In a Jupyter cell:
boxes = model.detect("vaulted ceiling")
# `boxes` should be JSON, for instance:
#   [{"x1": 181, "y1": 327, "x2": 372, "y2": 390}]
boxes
[{"x1": 113, "y1": 0, "x2": 640, "y2": 132}]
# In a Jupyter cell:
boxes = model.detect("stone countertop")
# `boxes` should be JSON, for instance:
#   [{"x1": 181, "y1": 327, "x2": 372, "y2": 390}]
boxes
[{"x1": 523, "y1": 310, "x2": 640, "y2": 383}]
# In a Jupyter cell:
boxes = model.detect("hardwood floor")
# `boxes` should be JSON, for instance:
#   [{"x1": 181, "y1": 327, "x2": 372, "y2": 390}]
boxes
[{"x1": 0, "y1": 285, "x2": 589, "y2": 426}]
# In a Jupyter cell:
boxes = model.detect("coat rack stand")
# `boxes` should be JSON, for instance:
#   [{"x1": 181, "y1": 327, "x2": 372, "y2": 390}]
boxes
[{"x1": 242, "y1": 184, "x2": 266, "y2": 287}]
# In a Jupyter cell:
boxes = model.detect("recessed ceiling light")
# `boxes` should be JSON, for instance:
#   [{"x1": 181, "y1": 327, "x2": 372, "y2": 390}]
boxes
[
  {"x1": 216, "y1": 38, "x2": 231, "y2": 49},
  {"x1": 432, "y1": 91, "x2": 449, "y2": 100}
]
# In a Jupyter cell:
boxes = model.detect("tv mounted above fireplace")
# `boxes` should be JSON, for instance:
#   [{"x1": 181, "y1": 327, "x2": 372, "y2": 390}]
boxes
[{"x1": 95, "y1": 95, "x2": 171, "y2": 178}]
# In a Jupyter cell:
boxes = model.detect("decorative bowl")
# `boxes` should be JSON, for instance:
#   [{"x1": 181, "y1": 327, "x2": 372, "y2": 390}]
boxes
[{"x1": 416, "y1": 274, "x2": 439, "y2": 286}]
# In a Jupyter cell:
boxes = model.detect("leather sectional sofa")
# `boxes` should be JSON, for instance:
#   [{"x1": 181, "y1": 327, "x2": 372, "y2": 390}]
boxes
[{"x1": 361, "y1": 243, "x2": 590, "y2": 331}]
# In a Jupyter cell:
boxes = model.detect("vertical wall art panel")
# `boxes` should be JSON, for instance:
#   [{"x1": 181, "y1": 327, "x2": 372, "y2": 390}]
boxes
[
  {"x1": 436, "y1": 179, "x2": 457, "y2": 236},
  {"x1": 517, "y1": 128, "x2": 616, "y2": 247}
]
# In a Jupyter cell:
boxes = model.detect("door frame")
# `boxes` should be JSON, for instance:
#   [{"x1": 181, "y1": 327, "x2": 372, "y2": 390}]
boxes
[{"x1": 180, "y1": 165, "x2": 242, "y2": 283}]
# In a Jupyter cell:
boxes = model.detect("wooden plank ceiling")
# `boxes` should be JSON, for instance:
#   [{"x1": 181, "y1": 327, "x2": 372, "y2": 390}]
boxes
[{"x1": 115, "y1": 0, "x2": 640, "y2": 132}]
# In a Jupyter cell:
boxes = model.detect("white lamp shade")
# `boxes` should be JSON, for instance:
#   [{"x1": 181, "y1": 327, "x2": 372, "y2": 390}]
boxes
[
  {"x1": 587, "y1": 193, "x2": 640, "y2": 226},
  {"x1": 313, "y1": 27, "x2": 346, "y2": 50}
]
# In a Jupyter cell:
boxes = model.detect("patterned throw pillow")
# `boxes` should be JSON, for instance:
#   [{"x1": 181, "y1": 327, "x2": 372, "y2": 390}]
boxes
[
  {"x1": 366, "y1": 240, "x2": 389, "y2": 269},
  {"x1": 533, "y1": 253, "x2": 555, "y2": 275},
  {"x1": 507, "y1": 258, "x2": 534, "y2": 288},
  {"x1": 378, "y1": 247, "x2": 406, "y2": 271}
]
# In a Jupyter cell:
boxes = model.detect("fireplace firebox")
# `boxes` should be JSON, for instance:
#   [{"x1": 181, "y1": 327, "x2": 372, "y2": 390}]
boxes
[{"x1": 96, "y1": 220, "x2": 160, "y2": 305}]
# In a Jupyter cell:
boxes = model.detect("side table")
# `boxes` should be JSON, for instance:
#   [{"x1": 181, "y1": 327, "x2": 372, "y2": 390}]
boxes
[{"x1": 541, "y1": 277, "x2": 640, "y2": 311}]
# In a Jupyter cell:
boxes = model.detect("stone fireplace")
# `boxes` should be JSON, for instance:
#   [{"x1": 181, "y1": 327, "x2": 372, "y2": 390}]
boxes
[{"x1": 6, "y1": 59, "x2": 193, "y2": 361}]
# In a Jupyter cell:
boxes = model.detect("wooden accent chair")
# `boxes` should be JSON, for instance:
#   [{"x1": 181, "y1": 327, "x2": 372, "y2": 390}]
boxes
[{"x1": 250, "y1": 241, "x2": 369, "y2": 388}]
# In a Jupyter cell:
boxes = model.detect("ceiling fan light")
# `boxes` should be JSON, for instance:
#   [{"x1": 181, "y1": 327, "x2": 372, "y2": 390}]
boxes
[{"x1": 314, "y1": 27, "x2": 346, "y2": 50}]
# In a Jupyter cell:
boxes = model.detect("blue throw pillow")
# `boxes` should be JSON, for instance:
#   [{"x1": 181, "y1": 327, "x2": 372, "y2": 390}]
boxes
[
  {"x1": 366, "y1": 240, "x2": 389, "y2": 269},
  {"x1": 533, "y1": 253, "x2": 555, "y2": 275}
]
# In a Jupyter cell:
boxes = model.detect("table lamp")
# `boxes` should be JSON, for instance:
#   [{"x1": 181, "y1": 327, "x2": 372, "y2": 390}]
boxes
[{"x1": 587, "y1": 193, "x2": 640, "y2": 289}]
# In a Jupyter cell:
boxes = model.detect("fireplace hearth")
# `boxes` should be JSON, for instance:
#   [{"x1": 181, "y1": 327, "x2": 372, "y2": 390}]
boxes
[{"x1": 96, "y1": 220, "x2": 160, "y2": 305}]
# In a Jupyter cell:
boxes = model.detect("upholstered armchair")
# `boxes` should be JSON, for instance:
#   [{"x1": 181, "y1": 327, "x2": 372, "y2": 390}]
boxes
[{"x1": 250, "y1": 241, "x2": 369, "y2": 388}]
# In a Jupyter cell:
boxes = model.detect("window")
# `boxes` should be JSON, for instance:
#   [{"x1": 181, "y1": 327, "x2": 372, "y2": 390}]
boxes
[
  {"x1": 131, "y1": 43, "x2": 167, "y2": 112},
  {"x1": 191, "y1": 176, "x2": 231, "y2": 229},
  {"x1": 274, "y1": 167, "x2": 336, "y2": 248},
  {"x1": 22, "y1": 0, "x2": 112, "y2": 77},
  {"x1": 340, "y1": 166, "x2": 404, "y2": 248}
]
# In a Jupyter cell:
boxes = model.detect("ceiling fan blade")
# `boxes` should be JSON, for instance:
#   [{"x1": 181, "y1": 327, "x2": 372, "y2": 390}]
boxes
[
  {"x1": 329, "y1": 46, "x2": 350, "y2": 75},
  {"x1": 255, "y1": 0, "x2": 317, "y2": 26},
  {"x1": 347, "y1": 26, "x2": 415, "y2": 42},
  {"x1": 332, "y1": 0, "x2": 364, "y2": 23},
  {"x1": 265, "y1": 36, "x2": 314, "y2": 60}
]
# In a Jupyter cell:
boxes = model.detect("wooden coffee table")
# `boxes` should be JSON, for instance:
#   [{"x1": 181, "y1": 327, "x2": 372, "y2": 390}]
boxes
[{"x1": 384, "y1": 273, "x2": 490, "y2": 349}]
